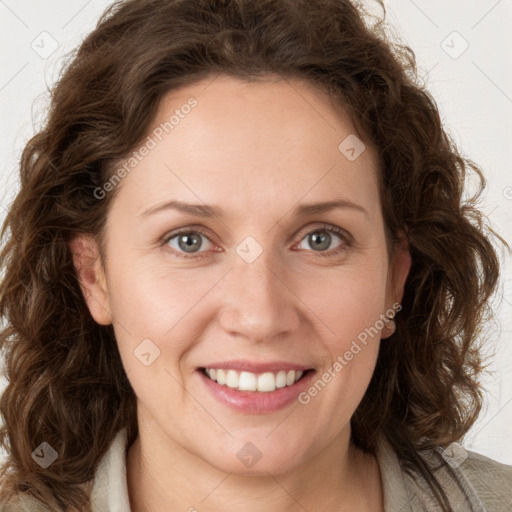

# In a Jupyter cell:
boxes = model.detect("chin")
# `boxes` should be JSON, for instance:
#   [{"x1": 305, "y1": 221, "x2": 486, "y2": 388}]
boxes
[{"x1": 200, "y1": 439, "x2": 307, "y2": 477}]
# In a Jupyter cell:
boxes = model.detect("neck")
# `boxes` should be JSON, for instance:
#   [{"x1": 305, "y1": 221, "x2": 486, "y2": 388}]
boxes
[{"x1": 126, "y1": 422, "x2": 383, "y2": 512}]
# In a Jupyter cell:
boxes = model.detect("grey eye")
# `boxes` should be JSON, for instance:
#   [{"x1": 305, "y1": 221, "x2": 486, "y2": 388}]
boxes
[
  {"x1": 167, "y1": 232, "x2": 213, "y2": 254},
  {"x1": 297, "y1": 230, "x2": 343, "y2": 252}
]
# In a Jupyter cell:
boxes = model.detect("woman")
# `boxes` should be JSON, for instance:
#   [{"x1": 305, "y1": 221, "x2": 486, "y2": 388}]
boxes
[{"x1": 0, "y1": 0, "x2": 510, "y2": 510}]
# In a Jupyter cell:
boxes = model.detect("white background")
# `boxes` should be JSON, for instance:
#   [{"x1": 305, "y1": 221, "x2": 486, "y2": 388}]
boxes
[{"x1": 0, "y1": 0, "x2": 511, "y2": 464}]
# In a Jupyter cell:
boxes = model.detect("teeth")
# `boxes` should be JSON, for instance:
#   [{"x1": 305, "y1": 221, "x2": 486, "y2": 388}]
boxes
[
  {"x1": 203, "y1": 368, "x2": 306, "y2": 392},
  {"x1": 257, "y1": 372, "x2": 276, "y2": 392},
  {"x1": 239, "y1": 371, "x2": 257, "y2": 391},
  {"x1": 275, "y1": 370, "x2": 287, "y2": 388},
  {"x1": 225, "y1": 370, "x2": 239, "y2": 389},
  {"x1": 216, "y1": 369, "x2": 226, "y2": 385}
]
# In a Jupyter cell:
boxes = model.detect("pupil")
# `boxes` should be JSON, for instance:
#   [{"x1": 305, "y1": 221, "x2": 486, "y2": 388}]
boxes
[
  {"x1": 311, "y1": 231, "x2": 330, "y2": 251},
  {"x1": 179, "y1": 234, "x2": 201, "y2": 252}
]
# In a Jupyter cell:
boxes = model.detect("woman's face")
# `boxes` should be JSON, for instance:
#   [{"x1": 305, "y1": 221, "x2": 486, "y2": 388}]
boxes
[{"x1": 74, "y1": 74, "x2": 410, "y2": 475}]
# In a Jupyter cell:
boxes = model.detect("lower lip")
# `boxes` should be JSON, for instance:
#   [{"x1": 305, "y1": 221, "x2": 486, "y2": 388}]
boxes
[{"x1": 198, "y1": 369, "x2": 315, "y2": 414}]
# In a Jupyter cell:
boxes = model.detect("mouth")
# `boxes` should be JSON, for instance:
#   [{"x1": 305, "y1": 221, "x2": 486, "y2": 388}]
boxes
[
  {"x1": 196, "y1": 362, "x2": 316, "y2": 414},
  {"x1": 200, "y1": 367, "x2": 313, "y2": 393}
]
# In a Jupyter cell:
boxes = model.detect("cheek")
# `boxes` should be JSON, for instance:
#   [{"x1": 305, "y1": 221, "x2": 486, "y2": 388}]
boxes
[
  {"x1": 105, "y1": 260, "x2": 204, "y2": 419},
  {"x1": 297, "y1": 274, "x2": 384, "y2": 442},
  {"x1": 297, "y1": 259, "x2": 388, "y2": 346},
  {"x1": 105, "y1": 255, "x2": 224, "y2": 383},
  {"x1": 106, "y1": 253, "x2": 211, "y2": 334},
  {"x1": 295, "y1": 258, "x2": 387, "y2": 407}
]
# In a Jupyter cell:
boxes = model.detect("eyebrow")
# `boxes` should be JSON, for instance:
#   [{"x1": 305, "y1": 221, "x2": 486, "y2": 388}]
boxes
[{"x1": 140, "y1": 199, "x2": 368, "y2": 219}]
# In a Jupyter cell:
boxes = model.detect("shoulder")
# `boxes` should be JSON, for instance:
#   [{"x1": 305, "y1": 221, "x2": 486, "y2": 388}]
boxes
[
  {"x1": 0, "y1": 494, "x2": 87, "y2": 512},
  {"x1": 0, "y1": 493, "x2": 51, "y2": 512},
  {"x1": 0, "y1": 431, "x2": 122, "y2": 512},
  {"x1": 407, "y1": 441, "x2": 512, "y2": 511},
  {"x1": 0, "y1": 483, "x2": 92, "y2": 512},
  {"x1": 454, "y1": 446, "x2": 512, "y2": 507}
]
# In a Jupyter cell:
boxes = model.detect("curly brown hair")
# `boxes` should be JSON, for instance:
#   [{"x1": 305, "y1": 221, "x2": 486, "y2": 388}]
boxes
[{"x1": 0, "y1": 0, "x2": 508, "y2": 510}]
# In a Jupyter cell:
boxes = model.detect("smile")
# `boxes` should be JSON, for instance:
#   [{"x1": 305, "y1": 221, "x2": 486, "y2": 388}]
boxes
[
  {"x1": 202, "y1": 368, "x2": 306, "y2": 392},
  {"x1": 197, "y1": 360, "x2": 316, "y2": 413}
]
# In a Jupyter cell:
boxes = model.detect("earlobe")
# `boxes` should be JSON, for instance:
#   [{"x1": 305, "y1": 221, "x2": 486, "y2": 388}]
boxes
[{"x1": 69, "y1": 234, "x2": 112, "y2": 326}]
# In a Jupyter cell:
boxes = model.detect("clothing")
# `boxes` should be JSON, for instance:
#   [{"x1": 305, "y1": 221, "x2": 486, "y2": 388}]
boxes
[{"x1": 2, "y1": 427, "x2": 511, "y2": 511}]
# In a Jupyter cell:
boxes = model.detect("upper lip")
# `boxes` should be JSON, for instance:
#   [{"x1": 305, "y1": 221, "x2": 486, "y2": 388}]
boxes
[{"x1": 199, "y1": 359, "x2": 313, "y2": 373}]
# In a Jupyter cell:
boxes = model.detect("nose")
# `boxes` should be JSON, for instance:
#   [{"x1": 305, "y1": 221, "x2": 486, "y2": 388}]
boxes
[{"x1": 216, "y1": 242, "x2": 300, "y2": 344}]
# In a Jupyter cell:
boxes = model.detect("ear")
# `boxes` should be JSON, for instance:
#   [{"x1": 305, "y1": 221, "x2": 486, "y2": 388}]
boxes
[
  {"x1": 69, "y1": 234, "x2": 112, "y2": 325},
  {"x1": 385, "y1": 231, "x2": 412, "y2": 310}
]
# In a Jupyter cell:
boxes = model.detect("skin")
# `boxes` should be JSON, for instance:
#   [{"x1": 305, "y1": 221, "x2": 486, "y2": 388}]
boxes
[{"x1": 71, "y1": 74, "x2": 411, "y2": 511}]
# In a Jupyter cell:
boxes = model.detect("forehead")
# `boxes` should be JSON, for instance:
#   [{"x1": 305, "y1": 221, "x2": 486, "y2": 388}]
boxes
[{"x1": 111, "y1": 74, "x2": 381, "y2": 220}]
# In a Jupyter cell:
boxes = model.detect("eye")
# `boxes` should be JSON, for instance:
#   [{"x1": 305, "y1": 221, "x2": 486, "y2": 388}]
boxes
[
  {"x1": 295, "y1": 223, "x2": 350, "y2": 256},
  {"x1": 162, "y1": 223, "x2": 351, "y2": 259},
  {"x1": 163, "y1": 228, "x2": 215, "y2": 258}
]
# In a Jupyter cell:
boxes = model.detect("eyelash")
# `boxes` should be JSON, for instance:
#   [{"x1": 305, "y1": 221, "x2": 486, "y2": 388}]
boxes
[{"x1": 160, "y1": 223, "x2": 352, "y2": 260}]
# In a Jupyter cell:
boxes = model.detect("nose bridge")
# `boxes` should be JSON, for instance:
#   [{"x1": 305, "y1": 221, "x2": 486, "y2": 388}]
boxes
[{"x1": 218, "y1": 235, "x2": 298, "y2": 342}]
